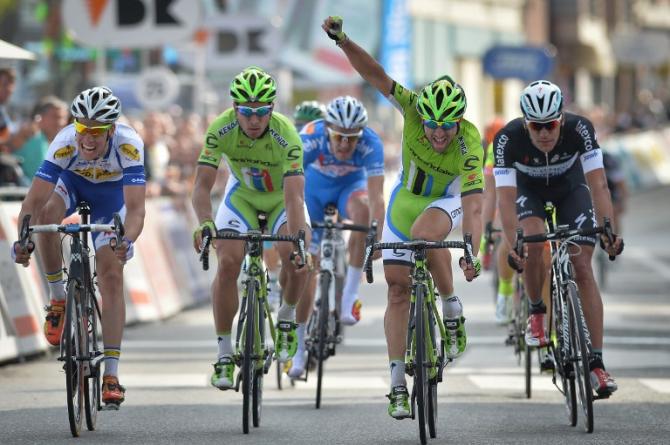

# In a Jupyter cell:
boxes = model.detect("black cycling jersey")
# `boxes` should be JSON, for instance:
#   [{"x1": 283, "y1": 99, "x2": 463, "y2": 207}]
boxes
[
  {"x1": 492, "y1": 113, "x2": 604, "y2": 192},
  {"x1": 492, "y1": 113, "x2": 604, "y2": 245}
]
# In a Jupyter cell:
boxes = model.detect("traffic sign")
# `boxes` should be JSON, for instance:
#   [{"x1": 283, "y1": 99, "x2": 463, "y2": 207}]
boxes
[
  {"x1": 134, "y1": 66, "x2": 180, "y2": 110},
  {"x1": 483, "y1": 45, "x2": 555, "y2": 81},
  {"x1": 63, "y1": 0, "x2": 200, "y2": 48}
]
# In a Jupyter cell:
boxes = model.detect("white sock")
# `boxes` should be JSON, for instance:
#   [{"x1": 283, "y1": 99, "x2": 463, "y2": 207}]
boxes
[
  {"x1": 442, "y1": 295, "x2": 463, "y2": 319},
  {"x1": 217, "y1": 333, "x2": 233, "y2": 359},
  {"x1": 278, "y1": 303, "x2": 296, "y2": 322},
  {"x1": 45, "y1": 270, "x2": 66, "y2": 301},
  {"x1": 295, "y1": 322, "x2": 306, "y2": 354},
  {"x1": 342, "y1": 266, "x2": 363, "y2": 311},
  {"x1": 103, "y1": 346, "x2": 120, "y2": 377},
  {"x1": 390, "y1": 360, "x2": 406, "y2": 388}
]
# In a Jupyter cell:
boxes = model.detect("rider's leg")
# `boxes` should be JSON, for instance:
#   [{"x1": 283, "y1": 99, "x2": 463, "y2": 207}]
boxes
[
  {"x1": 495, "y1": 238, "x2": 515, "y2": 324},
  {"x1": 341, "y1": 190, "x2": 370, "y2": 325},
  {"x1": 94, "y1": 245, "x2": 125, "y2": 376},
  {"x1": 520, "y1": 216, "x2": 550, "y2": 346},
  {"x1": 37, "y1": 188, "x2": 69, "y2": 301},
  {"x1": 384, "y1": 263, "x2": 412, "y2": 386},
  {"x1": 212, "y1": 238, "x2": 246, "y2": 357},
  {"x1": 263, "y1": 244, "x2": 282, "y2": 309},
  {"x1": 289, "y1": 254, "x2": 319, "y2": 377}
]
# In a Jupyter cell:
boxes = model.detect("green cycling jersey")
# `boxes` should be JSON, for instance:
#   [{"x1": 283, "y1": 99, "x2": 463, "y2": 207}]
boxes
[
  {"x1": 387, "y1": 81, "x2": 484, "y2": 197},
  {"x1": 198, "y1": 108, "x2": 304, "y2": 193}
]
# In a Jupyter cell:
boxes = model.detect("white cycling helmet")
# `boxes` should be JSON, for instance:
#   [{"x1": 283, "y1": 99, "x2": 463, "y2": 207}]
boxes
[
  {"x1": 325, "y1": 96, "x2": 368, "y2": 129},
  {"x1": 520, "y1": 80, "x2": 563, "y2": 122},
  {"x1": 70, "y1": 86, "x2": 122, "y2": 123}
]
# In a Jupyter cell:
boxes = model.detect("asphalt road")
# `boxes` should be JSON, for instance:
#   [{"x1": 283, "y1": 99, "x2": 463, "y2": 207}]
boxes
[{"x1": 1, "y1": 186, "x2": 669, "y2": 444}]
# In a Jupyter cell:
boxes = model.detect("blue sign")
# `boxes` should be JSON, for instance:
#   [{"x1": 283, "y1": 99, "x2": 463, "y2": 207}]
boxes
[
  {"x1": 378, "y1": 0, "x2": 412, "y2": 105},
  {"x1": 483, "y1": 45, "x2": 554, "y2": 81}
]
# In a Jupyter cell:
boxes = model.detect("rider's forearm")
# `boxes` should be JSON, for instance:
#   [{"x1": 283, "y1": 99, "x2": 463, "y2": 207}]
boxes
[
  {"x1": 370, "y1": 197, "x2": 385, "y2": 237},
  {"x1": 462, "y1": 194, "x2": 483, "y2": 256},
  {"x1": 498, "y1": 187, "x2": 520, "y2": 248},
  {"x1": 191, "y1": 188, "x2": 213, "y2": 224},
  {"x1": 481, "y1": 176, "x2": 497, "y2": 227},
  {"x1": 286, "y1": 196, "x2": 306, "y2": 235},
  {"x1": 123, "y1": 210, "x2": 145, "y2": 242}
]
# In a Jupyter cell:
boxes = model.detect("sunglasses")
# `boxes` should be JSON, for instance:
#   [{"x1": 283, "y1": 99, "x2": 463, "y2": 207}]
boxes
[
  {"x1": 526, "y1": 118, "x2": 561, "y2": 132},
  {"x1": 74, "y1": 120, "x2": 112, "y2": 136},
  {"x1": 236, "y1": 105, "x2": 273, "y2": 118},
  {"x1": 423, "y1": 119, "x2": 458, "y2": 130},
  {"x1": 327, "y1": 127, "x2": 363, "y2": 143}
]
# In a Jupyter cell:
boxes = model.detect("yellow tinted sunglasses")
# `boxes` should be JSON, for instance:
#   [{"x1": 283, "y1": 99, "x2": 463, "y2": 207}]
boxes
[{"x1": 74, "y1": 120, "x2": 112, "y2": 136}]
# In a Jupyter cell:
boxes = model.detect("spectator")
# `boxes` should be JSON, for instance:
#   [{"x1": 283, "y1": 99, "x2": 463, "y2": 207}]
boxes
[{"x1": 12, "y1": 96, "x2": 68, "y2": 180}]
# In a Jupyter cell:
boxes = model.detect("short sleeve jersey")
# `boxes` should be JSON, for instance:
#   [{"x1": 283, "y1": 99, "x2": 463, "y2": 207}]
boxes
[
  {"x1": 35, "y1": 122, "x2": 145, "y2": 186},
  {"x1": 300, "y1": 119, "x2": 385, "y2": 179},
  {"x1": 386, "y1": 81, "x2": 484, "y2": 197},
  {"x1": 198, "y1": 109, "x2": 303, "y2": 193},
  {"x1": 493, "y1": 113, "x2": 604, "y2": 188}
]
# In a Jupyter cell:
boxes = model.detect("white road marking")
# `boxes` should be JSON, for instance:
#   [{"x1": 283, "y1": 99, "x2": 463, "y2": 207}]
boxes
[
  {"x1": 468, "y1": 375, "x2": 556, "y2": 392},
  {"x1": 122, "y1": 373, "x2": 208, "y2": 388},
  {"x1": 639, "y1": 379, "x2": 670, "y2": 394}
]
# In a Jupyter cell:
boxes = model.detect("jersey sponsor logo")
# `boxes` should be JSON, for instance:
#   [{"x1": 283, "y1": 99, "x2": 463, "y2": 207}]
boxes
[
  {"x1": 408, "y1": 146, "x2": 454, "y2": 176},
  {"x1": 494, "y1": 168, "x2": 511, "y2": 176},
  {"x1": 268, "y1": 128, "x2": 289, "y2": 148},
  {"x1": 514, "y1": 153, "x2": 578, "y2": 178},
  {"x1": 458, "y1": 135, "x2": 467, "y2": 155},
  {"x1": 218, "y1": 121, "x2": 238, "y2": 137},
  {"x1": 287, "y1": 146, "x2": 301, "y2": 161},
  {"x1": 463, "y1": 178, "x2": 482, "y2": 188},
  {"x1": 73, "y1": 166, "x2": 120, "y2": 181},
  {"x1": 228, "y1": 157, "x2": 278, "y2": 168},
  {"x1": 120, "y1": 144, "x2": 141, "y2": 161},
  {"x1": 54, "y1": 145, "x2": 76, "y2": 159},
  {"x1": 574, "y1": 212, "x2": 588, "y2": 229},
  {"x1": 575, "y1": 120, "x2": 594, "y2": 151},
  {"x1": 129, "y1": 177, "x2": 145, "y2": 184},
  {"x1": 467, "y1": 173, "x2": 478, "y2": 181},
  {"x1": 199, "y1": 148, "x2": 218, "y2": 164},
  {"x1": 205, "y1": 133, "x2": 218, "y2": 149},
  {"x1": 463, "y1": 156, "x2": 479, "y2": 171},
  {"x1": 228, "y1": 219, "x2": 241, "y2": 228},
  {"x1": 494, "y1": 134, "x2": 509, "y2": 166},
  {"x1": 516, "y1": 195, "x2": 528, "y2": 208},
  {"x1": 582, "y1": 150, "x2": 598, "y2": 161},
  {"x1": 304, "y1": 122, "x2": 316, "y2": 135},
  {"x1": 450, "y1": 207, "x2": 462, "y2": 219},
  {"x1": 391, "y1": 248, "x2": 405, "y2": 257}
]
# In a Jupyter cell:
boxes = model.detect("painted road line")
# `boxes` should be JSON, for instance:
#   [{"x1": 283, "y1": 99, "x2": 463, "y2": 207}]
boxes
[{"x1": 639, "y1": 379, "x2": 670, "y2": 394}]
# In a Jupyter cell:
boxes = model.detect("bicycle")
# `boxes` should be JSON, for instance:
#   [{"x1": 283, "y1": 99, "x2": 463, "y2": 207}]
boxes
[
  {"x1": 292, "y1": 203, "x2": 373, "y2": 409},
  {"x1": 19, "y1": 202, "x2": 124, "y2": 437},
  {"x1": 199, "y1": 219, "x2": 305, "y2": 434},
  {"x1": 511, "y1": 202, "x2": 617, "y2": 433},
  {"x1": 363, "y1": 233, "x2": 474, "y2": 445}
]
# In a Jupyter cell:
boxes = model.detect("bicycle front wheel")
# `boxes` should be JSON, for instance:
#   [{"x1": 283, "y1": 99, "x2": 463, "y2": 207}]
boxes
[
  {"x1": 414, "y1": 285, "x2": 428, "y2": 445},
  {"x1": 567, "y1": 282, "x2": 594, "y2": 433},
  {"x1": 64, "y1": 281, "x2": 84, "y2": 437},
  {"x1": 426, "y1": 306, "x2": 438, "y2": 439},
  {"x1": 84, "y1": 281, "x2": 101, "y2": 431},
  {"x1": 242, "y1": 281, "x2": 257, "y2": 434},
  {"x1": 315, "y1": 272, "x2": 331, "y2": 409}
]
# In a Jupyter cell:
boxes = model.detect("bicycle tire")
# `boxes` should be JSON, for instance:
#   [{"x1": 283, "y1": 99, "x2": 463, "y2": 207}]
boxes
[
  {"x1": 242, "y1": 281, "x2": 256, "y2": 434},
  {"x1": 64, "y1": 280, "x2": 84, "y2": 437},
  {"x1": 315, "y1": 272, "x2": 331, "y2": 409},
  {"x1": 567, "y1": 282, "x2": 594, "y2": 433},
  {"x1": 252, "y1": 369, "x2": 263, "y2": 427},
  {"x1": 84, "y1": 278, "x2": 100, "y2": 431},
  {"x1": 414, "y1": 285, "x2": 428, "y2": 445},
  {"x1": 426, "y1": 306, "x2": 438, "y2": 439},
  {"x1": 552, "y1": 282, "x2": 577, "y2": 427},
  {"x1": 275, "y1": 289, "x2": 284, "y2": 390}
]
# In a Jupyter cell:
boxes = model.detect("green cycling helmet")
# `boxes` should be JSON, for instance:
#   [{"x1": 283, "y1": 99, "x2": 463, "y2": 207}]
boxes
[
  {"x1": 416, "y1": 78, "x2": 467, "y2": 122},
  {"x1": 294, "y1": 100, "x2": 324, "y2": 124},
  {"x1": 230, "y1": 66, "x2": 277, "y2": 103}
]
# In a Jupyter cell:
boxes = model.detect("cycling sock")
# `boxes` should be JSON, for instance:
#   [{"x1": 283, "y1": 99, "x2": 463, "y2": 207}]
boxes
[
  {"x1": 278, "y1": 302, "x2": 296, "y2": 322},
  {"x1": 441, "y1": 295, "x2": 462, "y2": 319},
  {"x1": 499, "y1": 277, "x2": 514, "y2": 297},
  {"x1": 217, "y1": 333, "x2": 233, "y2": 359},
  {"x1": 590, "y1": 351, "x2": 605, "y2": 371},
  {"x1": 528, "y1": 298, "x2": 546, "y2": 314},
  {"x1": 45, "y1": 269, "x2": 66, "y2": 301},
  {"x1": 103, "y1": 346, "x2": 121, "y2": 377},
  {"x1": 342, "y1": 266, "x2": 363, "y2": 312},
  {"x1": 390, "y1": 359, "x2": 406, "y2": 388},
  {"x1": 295, "y1": 323, "x2": 306, "y2": 354}
]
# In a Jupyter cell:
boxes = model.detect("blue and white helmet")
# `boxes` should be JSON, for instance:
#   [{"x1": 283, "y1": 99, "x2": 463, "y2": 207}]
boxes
[
  {"x1": 520, "y1": 80, "x2": 563, "y2": 122},
  {"x1": 70, "y1": 86, "x2": 122, "y2": 123},
  {"x1": 325, "y1": 96, "x2": 368, "y2": 129}
]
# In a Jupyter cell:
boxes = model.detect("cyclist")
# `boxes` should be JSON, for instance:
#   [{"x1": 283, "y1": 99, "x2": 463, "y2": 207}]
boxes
[
  {"x1": 294, "y1": 100, "x2": 325, "y2": 130},
  {"x1": 495, "y1": 80, "x2": 624, "y2": 396},
  {"x1": 322, "y1": 16, "x2": 482, "y2": 419},
  {"x1": 191, "y1": 66, "x2": 311, "y2": 390},
  {"x1": 11, "y1": 86, "x2": 145, "y2": 407},
  {"x1": 288, "y1": 95, "x2": 385, "y2": 379}
]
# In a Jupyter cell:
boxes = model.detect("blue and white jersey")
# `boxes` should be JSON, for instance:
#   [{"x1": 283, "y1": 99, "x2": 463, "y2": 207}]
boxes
[
  {"x1": 301, "y1": 119, "x2": 384, "y2": 180},
  {"x1": 35, "y1": 122, "x2": 146, "y2": 186}
]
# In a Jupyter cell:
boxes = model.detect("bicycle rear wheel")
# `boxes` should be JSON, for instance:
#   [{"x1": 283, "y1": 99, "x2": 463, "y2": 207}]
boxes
[
  {"x1": 567, "y1": 282, "x2": 594, "y2": 433},
  {"x1": 315, "y1": 272, "x2": 331, "y2": 409},
  {"x1": 242, "y1": 283, "x2": 256, "y2": 434},
  {"x1": 414, "y1": 285, "x2": 428, "y2": 445},
  {"x1": 64, "y1": 281, "x2": 84, "y2": 437},
  {"x1": 84, "y1": 283, "x2": 101, "y2": 431}
]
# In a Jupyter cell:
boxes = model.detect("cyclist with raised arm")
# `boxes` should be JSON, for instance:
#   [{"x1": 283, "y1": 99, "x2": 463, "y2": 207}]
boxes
[
  {"x1": 11, "y1": 87, "x2": 145, "y2": 407},
  {"x1": 322, "y1": 16, "x2": 483, "y2": 419},
  {"x1": 494, "y1": 80, "x2": 624, "y2": 397},
  {"x1": 191, "y1": 66, "x2": 311, "y2": 390},
  {"x1": 287, "y1": 95, "x2": 385, "y2": 379}
]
